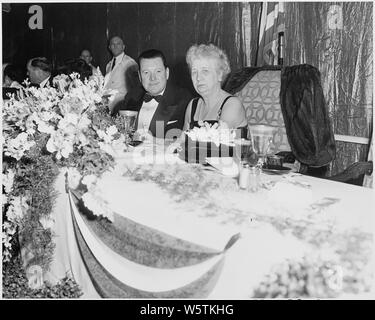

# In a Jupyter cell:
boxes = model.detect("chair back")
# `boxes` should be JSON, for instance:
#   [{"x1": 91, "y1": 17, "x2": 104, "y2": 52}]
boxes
[{"x1": 233, "y1": 70, "x2": 291, "y2": 153}]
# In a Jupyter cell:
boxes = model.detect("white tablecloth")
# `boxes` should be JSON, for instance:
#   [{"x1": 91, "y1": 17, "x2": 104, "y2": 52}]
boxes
[{"x1": 44, "y1": 144, "x2": 375, "y2": 299}]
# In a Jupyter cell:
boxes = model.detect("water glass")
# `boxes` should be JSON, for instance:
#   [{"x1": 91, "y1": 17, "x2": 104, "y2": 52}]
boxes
[
  {"x1": 119, "y1": 110, "x2": 138, "y2": 137},
  {"x1": 249, "y1": 125, "x2": 275, "y2": 165},
  {"x1": 233, "y1": 139, "x2": 251, "y2": 161}
]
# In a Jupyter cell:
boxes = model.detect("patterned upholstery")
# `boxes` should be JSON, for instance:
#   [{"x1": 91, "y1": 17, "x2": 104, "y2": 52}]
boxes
[{"x1": 234, "y1": 70, "x2": 291, "y2": 152}]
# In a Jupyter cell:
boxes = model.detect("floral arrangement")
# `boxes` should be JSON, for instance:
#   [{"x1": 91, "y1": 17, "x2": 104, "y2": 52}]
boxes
[
  {"x1": 184, "y1": 121, "x2": 236, "y2": 147},
  {"x1": 252, "y1": 256, "x2": 344, "y2": 298},
  {"x1": 2, "y1": 72, "x2": 128, "y2": 288}
]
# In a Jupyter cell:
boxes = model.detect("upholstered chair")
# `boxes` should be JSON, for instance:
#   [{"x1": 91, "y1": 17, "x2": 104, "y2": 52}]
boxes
[
  {"x1": 224, "y1": 64, "x2": 336, "y2": 177},
  {"x1": 224, "y1": 65, "x2": 373, "y2": 186}
]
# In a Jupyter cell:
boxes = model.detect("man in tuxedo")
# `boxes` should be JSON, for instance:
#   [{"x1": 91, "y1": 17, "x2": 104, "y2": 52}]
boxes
[
  {"x1": 26, "y1": 57, "x2": 53, "y2": 88},
  {"x1": 104, "y1": 36, "x2": 139, "y2": 113},
  {"x1": 112, "y1": 49, "x2": 192, "y2": 139}
]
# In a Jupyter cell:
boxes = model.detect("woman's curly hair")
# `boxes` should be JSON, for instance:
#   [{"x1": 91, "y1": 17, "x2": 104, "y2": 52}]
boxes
[{"x1": 186, "y1": 43, "x2": 231, "y2": 82}]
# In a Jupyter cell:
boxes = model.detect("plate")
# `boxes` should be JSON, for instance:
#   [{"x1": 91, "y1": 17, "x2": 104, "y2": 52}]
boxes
[{"x1": 262, "y1": 165, "x2": 292, "y2": 174}]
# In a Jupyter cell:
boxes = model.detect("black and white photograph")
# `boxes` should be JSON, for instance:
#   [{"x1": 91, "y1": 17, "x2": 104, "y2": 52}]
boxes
[{"x1": 1, "y1": 0, "x2": 374, "y2": 303}]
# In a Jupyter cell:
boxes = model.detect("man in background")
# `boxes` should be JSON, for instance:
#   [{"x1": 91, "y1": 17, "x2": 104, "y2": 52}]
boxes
[
  {"x1": 26, "y1": 57, "x2": 53, "y2": 88},
  {"x1": 80, "y1": 49, "x2": 101, "y2": 76},
  {"x1": 104, "y1": 36, "x2": 139, "y2": 113}
]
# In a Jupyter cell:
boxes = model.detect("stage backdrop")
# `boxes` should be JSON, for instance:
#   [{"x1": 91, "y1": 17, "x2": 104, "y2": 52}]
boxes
[
  {"x1": 2, "y1": 2, "x2": 373, "y2": 175},
  {"x1": 2, "y1": 2, "x2": 261, "y2": 93},
  {"x1": 284, "y1": 1, "x2": 373, "y2": 175}
]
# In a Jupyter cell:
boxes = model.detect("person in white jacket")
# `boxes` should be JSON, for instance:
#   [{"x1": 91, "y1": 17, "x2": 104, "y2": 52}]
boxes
[{"x1": 104, "y1": 36, "x2": 139, "y2": 113}]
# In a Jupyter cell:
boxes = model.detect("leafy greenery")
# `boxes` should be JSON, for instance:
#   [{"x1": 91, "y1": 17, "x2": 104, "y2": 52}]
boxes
[
  {"x1": 3, "y1": 256, "x2": 83, "y2": 299},
  {"x1": 3, "y1": 134, "x2": 59, "y2": 270},
  {"x1": 2, "y1": 74, "x2": 128, "y2": 297},
  {"x1": 252, "y1": 257, "x2": 343, "y2": 298}
]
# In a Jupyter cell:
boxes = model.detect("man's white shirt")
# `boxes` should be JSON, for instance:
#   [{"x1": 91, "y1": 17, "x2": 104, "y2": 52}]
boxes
[{"x1": 137, "y1": 89, "x2": 166, "y2": 131}]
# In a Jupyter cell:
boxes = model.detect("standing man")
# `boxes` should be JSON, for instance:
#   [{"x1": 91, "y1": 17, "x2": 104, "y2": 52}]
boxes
[
  {"x1": 26, "y1": 57, "x2": 53, "y2": 88},
  {"x1": 80, "y1": 49, "x2": 101, "y2": 76},
  {"x1": 104, "y1": 36, "x2": 139, "y2": 113},
  {"x1": 113, "y1": 49, "x2": 192, "y2": 139}
]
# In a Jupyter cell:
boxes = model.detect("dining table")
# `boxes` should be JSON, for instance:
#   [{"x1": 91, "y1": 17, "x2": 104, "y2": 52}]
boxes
[{"x1": 44, "y1": 139, "x2": 375, "y2": 299}]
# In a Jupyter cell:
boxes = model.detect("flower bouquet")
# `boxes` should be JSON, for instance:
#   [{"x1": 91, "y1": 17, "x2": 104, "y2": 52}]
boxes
[
  {"x1": 179, "y1": 121, "x2": 236, "y2": 163},
  {"x1": 2, "y1": 72, "x2": 129, "y2": 289}
]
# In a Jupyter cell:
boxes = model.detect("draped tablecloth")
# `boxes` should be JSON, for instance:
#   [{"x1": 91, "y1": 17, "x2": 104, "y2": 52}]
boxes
[{"x1": 44, "y1": 142, "x2": 375, "y2": 299}]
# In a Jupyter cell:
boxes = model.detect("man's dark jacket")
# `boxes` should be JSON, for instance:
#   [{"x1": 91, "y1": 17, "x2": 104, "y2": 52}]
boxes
[
  {"x1": 112, "y1": 80, "x2": 192, "y2": 138},
  {"x1": 224, "y1": 64, "x2": 336, "y2": 168}
]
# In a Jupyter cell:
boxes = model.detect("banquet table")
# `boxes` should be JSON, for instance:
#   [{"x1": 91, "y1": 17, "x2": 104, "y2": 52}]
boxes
[{"x1": 44, "y1": 141, "x2": 375, "y2": 299}]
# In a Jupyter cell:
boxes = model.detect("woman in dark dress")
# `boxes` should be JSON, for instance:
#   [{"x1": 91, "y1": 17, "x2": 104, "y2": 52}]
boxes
[{"x1": 183, "y1": 44, "x2": 248, "y2": 137}]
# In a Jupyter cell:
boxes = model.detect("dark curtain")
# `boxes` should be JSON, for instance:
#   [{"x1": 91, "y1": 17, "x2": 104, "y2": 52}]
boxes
[
  {"x1": 106, "y1": 2, "x2": 260, "y2": 92},
  {"x1": 2, "y1": 2, "x2": 261, "y2": 93},
  {"x1": 284, "y1": 2, "x2": 373, "y2": 175}
]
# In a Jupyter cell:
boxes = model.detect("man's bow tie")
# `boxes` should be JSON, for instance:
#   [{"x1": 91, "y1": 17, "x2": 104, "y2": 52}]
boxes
[{"x1": 143, "y1": 93, "x2": 163, "y2": 103}]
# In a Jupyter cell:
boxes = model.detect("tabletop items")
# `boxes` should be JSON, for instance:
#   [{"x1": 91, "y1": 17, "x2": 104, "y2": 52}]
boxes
[
  {"x1": 118, "y1": 110, "x2": 138, "y2": 140},
  {"x1": 49, "y1": 139, "x2": 374, "y2": 299},
  {"x1": 239, "y1": 163, "x2": 261, "y2": 192}
]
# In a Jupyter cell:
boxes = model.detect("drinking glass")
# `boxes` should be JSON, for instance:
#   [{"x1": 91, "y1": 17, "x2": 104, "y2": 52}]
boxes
[
  {"x1": 119, "y1": 110, "x2": 138, "y2": 138},
  {"x1": 249, "y1": 125, "x2": 275, "y2": 166},
  {"x1": 234, "y1": 138, "x2": 253, "y2": 162}
]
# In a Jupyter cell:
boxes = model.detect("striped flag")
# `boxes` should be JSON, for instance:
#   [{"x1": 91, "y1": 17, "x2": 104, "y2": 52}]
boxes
[
  {"x1": 68, "y1": 182, "x2": 241, "y2": 298},
  {"x1": 257, "y1": 2, "x2": 285, "y2": 66}
]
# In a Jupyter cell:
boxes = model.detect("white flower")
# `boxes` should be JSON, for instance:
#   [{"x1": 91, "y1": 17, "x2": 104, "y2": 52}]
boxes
[
  {"x1": 77, "y1": 113, "x2": 91, "y2": 130},
  {"x1": 46, "y1": 129, "x2": 74, "y2": 159},
  {"x1": 39, "y1": 216, "x2": 55, "y2": 230},
  {"x1": 39, "y1": 110, "x2": 55, "y2": 122},
  {"x1": 4, "y1": 132, "x2": 35, "y2": 160},
  {"x1": 64, "y1": 113, "x2": 79, "y2": 125},
  {"x1": 106, "y1": 125, "x2": 118, "y2": 136},
  {"x1": 2, "y1": 169, "x2": 15, "y2": 194},
  {"x1": 36, "y1": 120, "x2": 54, "y2": 134},
  {"x1": 25, "y1": 116, "x2": 37, "y2": 135},
  {"x1": 66, "y1": 167, "x2": 82, "y2": 190},
  {"x1": 81, "y1": 191, "x2": 114, "y2": 222},
  {"x1": 53, "y1": 74, "x2": 70, "y2": 92},
  {"x1": 96, "y1": 129, "x2": 106, "y2": 139},
  {"x1": 185, "y1": 122, "x2": 236, "y2": 147},
  {"x1": 98, "y1": 135, "x2": 126, "y2": 157},
  {"x1": 82, "y1": 174, "x2": 97, "y2": 190},
  {"x1": 6, "y1": 195, "x2": 29, "y2": 224},
  {"x1": 2, "y1": 221, "x2": 17, "y2": 262},
  {"x1": 98, "y1": 142, "x2": 116, "y2": 156}
]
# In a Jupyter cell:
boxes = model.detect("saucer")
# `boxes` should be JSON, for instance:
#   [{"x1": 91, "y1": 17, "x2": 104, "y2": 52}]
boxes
[{"x1": 262, "y1": 165, "x2": 292, "y2": 174}]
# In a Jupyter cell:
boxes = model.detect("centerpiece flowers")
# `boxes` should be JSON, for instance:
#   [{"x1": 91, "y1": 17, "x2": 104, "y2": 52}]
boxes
[
  {"x1": 181, "y1": 121, "x2": 238, "y2": 163},
  {"x1": 2, "y1": 72, "x2": 128, "y2": 289},
  {"x1": 184, "y1": 121, "x2": 236, "y2": 147}
]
